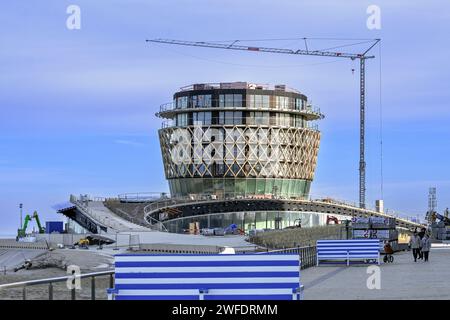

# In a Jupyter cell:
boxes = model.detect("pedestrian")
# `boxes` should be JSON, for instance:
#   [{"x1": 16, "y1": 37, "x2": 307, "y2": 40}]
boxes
[
  {"x1": 409, "y1": 232, "x2": 421, "y2": 262},
  {"x1": 421, "y1": 233, "x2": 431, "y2": 262},
  {"x1": 417, "y1": 227, "x2": 426, "y2": 259}
]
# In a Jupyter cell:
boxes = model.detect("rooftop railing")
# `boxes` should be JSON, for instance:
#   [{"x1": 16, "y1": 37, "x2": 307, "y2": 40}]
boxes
[
  {"x1": 178, "y1": 82, "x2": 301, "y2": 94},
  {"x1": 157, "y1": 100, "x2": 322, "y2": 116}
]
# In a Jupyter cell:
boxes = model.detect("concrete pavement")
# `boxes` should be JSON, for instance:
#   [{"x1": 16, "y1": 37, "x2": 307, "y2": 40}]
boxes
[{"x1": 301, "y1": 247, "x2": 450, "y2": 299}]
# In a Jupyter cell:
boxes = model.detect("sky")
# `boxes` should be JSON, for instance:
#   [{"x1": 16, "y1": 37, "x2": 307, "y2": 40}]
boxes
[{"x1": 1, "y1": 0, "x2": 449, "y2": 234}]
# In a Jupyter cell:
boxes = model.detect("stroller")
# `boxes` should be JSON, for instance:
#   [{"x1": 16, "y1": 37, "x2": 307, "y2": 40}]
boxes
[{"x1": 383, "y1": 241, "x2": 394, "y2": 263}]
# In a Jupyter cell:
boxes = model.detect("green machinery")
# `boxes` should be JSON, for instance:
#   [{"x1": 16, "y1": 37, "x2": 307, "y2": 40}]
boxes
[{"x1": 17, "y1": 211, "x2": 45, "y2": 238}]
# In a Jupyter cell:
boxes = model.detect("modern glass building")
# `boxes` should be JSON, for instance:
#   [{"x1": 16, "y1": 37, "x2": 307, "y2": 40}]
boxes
[{"x1": 157, "y1": 82, "x2": 323, "y2": 200}]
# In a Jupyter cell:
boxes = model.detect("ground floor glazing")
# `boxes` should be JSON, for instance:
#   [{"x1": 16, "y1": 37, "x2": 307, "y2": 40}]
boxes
[{"x1": 162, "y1": 211, "x2": 349, "y2": 234}]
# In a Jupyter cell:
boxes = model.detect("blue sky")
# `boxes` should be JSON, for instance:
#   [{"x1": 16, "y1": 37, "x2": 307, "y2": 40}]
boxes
[{"x1": 1, "y1": 1, "x2": 449, "y2": 234}]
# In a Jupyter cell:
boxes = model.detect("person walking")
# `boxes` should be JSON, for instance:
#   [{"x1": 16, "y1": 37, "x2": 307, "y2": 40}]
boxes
[
  {"x1": 409, "y1": 232, "x2": 421, "y2": 262},
  {"x1": 417, "y1": 227, "x2": 426, "y2": 259},
  {"x1": 421, "y1": 234, "x2": 431, "y2": 262}
]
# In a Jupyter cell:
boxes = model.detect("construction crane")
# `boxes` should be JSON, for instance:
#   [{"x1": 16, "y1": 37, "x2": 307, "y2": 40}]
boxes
[{"x1": 146, "y1": 38, "x2": 381, "y2": 209}]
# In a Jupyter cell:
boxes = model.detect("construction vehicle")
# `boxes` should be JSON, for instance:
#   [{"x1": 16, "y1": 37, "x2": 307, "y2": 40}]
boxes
[
  {"x1": 326, "y1": 215, "x2": 340, "y2": 225},
  {"x1": 77, "y1": 238, "x2": 90, "y2": 249},
  {"x1": 17, "y1": 211, "x2": 45, "y2": 239},
  {"x1": 284, "y1": 219, "x2": 302, "y2": 230}
]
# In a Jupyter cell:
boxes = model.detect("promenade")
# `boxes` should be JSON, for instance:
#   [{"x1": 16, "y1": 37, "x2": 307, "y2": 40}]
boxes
[{"x1": 302, "y1": 246, "x2": 450, "y2": 299}]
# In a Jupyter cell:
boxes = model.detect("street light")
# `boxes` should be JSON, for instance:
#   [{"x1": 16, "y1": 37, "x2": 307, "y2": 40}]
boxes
[{"x1": 19, "y1": 203, "x2": 23, "y2": 228}]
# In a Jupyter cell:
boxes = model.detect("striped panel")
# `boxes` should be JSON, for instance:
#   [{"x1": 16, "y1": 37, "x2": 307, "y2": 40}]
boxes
[
  {"x1": 112, "y1": 253, "x2": 300, "y2": 300},
  {"x1": 115, "y1": 271, "x2": 299, "y2": 278},
  {"x1": 317, "y1": 240, "x2": 380, "y2": 263}
]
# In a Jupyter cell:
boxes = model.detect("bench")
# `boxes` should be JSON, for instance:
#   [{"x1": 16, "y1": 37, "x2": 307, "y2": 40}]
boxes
[
  {"x1": 317, "y1": 239, "x2": 381, "y2": 266},
  {"x1": 107, "y1": 253, "x2": 303, "y2": 300}
]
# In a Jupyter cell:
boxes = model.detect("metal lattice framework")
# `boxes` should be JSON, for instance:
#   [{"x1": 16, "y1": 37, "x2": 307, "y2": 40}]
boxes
[{"x1": 159, "y1": 126, "x2": 320, "y2": 180}]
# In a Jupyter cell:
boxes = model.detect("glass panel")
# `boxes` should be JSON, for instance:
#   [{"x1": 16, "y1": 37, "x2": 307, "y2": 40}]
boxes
[
  {"x1": 192, "y1": 95, "x2": 198, "y2": 108},
  {"x1": 255, "y1": 95, "x2": 262, "y2": 107},
  {"x1": 246, "y1": 179, "x2": 256, "y2": 196},
  {"x1": 203, "y1": 179, "x2": 213, "y2": 196},
  {"x1": 265, "y1": 179, "x2": 274, "y2": 195},
  {"x1": 256, "y1": 179, "x2": 265, "y2": 195},
  {"x1": 222, "y1": 213, "x2": 233, "y2": 229},
  {"x1": 235, "y1": 178, "x2": 246, "y2": 197},
  {"x1": 204, "y1": 112, "x2": 211, "y2": 125},
  {"x1": 233, "y1": 111, "x2": 242, "y2": 125},
  {"x1": 273, "y1": 179, "x2": 282, "y2": 197},
  {"x1": 248, "y1": 95, "x2": 254, "y2": 108},
  {"x1": 289, "y1": 179, "x2": 296, "y2": 197},
  {"x1": 233, "y1": 94, "x2": 242, "y2": 107},
  {"x1": 224, "y1": 179, "x2": 235, "y2": 198},
  {"x1": 246, "y1": 112, "x2": 255, "y2": 125},
  {"x1": 282, "y1": 179, "x2": 290, "y2": 197},
  {"x1": 225, "y1": 111, "x2": 233, "y2": 125},
  {"x1": 255, "y1": 211, "x2": 267, "y2": 230},
  {"x1": 225, "y1": 94, "x2": 234, "y2": 107},
  {"x1": 244, "y1": 212, "x2": 256, "y2": 231},
  {"x1": 213, "y1": 178, "x2": 224, "y2": 198},
  {"x1": 204, "y1": 95, "x2": 212, "y2": 107},
  {"x1": 266, "y1": 211, "x2": 277, "y2": 229},
  {"x1": 262, "y1": 95, "x2": 270, "y2": 108},
  {"x1": 210, "y1": 214, "x2": 223, "y2": 228},
  {"x1": 219, "y1": 95, "x2": 225, "y2": 108}
]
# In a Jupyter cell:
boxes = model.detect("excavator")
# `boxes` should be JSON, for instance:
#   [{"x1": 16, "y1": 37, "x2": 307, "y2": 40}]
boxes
[
  {"x1": 326, "y1": 215, "x2": 340, "y2": 225},
  {"x1": 17, "y1": 211, "x2": 45, "y2": 239}
]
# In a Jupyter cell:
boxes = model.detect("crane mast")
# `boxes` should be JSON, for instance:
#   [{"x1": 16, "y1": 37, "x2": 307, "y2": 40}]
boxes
[{"x1": 147, "y1": 38, "x2": 380, "y2": 209}]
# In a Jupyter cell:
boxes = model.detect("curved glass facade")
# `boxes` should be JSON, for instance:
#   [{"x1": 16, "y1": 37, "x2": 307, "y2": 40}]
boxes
[
  {"x1": 168, "y1": 178, "x2": 311, "y2": 199},
  {"x1": 162, "y1": 211, "x2": 349, "y2": 234}
]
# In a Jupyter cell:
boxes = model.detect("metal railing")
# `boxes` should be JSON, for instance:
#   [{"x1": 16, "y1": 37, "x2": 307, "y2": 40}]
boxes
[
  {"x1": 0, "y1": 246, "x2": 314, "y2": 300},
  {"x1": 0, "y1": 270, "x2": 114, "y2": 300},
  {"x1": 117, "y1": 192, "x2": 168, "y2": 203},
  {"x1": 157, "y1": 97, "x2": 321, "y2": 115},
  {"x1": 178, "y1": 83, "x2": 301, "y2": 93},
  {"x1": 259, "y1": 246, "x2": 317, "y2": 270}
]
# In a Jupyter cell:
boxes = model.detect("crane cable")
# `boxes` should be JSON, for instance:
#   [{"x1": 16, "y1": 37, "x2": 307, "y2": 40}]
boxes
[{"x1": 379, "y1": 41, "x2": 384, "y2": 200}]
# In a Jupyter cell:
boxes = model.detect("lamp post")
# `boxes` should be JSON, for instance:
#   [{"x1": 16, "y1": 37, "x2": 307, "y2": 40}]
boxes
[{"x1": 19, "y1": 203, "x2": 23, "y2": 228}]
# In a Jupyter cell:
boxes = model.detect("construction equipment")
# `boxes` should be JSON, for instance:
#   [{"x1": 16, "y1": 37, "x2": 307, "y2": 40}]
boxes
[
  {"x1": 77, "y1": 238, "x2": 90, "y2": 249},
  {"x1": 326, "y1": 215, "x2": 340, "y2": 225},
  {"x1": 17, "y1": 211, "x2": 45, "y2": 239},
  {"x1": 284, "y1": 219, "x2": 302, "y2": 230},
  {"x1": 146, "y1": 38, "x2": 381, "y2": 209}
]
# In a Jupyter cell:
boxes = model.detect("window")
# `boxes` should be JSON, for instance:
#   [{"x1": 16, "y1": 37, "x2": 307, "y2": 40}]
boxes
[
  {"x1": 204, "y1": 95, "x2": 212, "y2": 107},
  {"x1": 296, "y1": 98, "x2": 306, "y2": 110},
  {"x1": 193, "y1": 112, "x2": 212, "y2": 125},
  {"x1": 176, "y1": 113, "x2": 188, "y2": 126},
  {"x1": 219, "y1": 94, "x2": 243, "y2": 108},
  {"x1": 192, "y1": 95, "x2": 212, "y2": 108},
  {"x1": 233, "y1": 111, "x2": 242, "y2": 125},
  {"x1": 225, "y1": 94, "x2": 234, "y2": 107},
  {"x1": 204, "y1": 112, "x2": 211, "y2": 125},
  {"x1": 233, "y1": 94, "x2": 242, "y2": 107},
  {"x1": 248, "y1": 95, "x2": 270, "y2": 108},
  {"x1": 225, "y1": 111, "x2": 234, "y2": 125},
  {"x1": 177, "y1": 96, "x2": 188, "y2": 109},
  {"x1": 275, "y1": 96, "x2": 289, "y2": 110}
]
